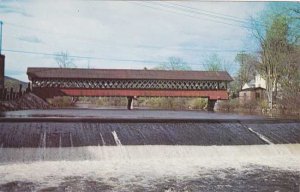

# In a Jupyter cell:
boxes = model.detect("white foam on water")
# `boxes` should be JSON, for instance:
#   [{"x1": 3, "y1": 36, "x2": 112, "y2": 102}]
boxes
[
  {"x1": 248, "y1": 128, "x2": 274, "y2": 144},
  {"x1": 0, "y1": 144, "x2": 299, "y2": 189},
  {"x1": 69, "y1": 133, "x2": 73, "y2": 147},
  {"x1": 39, "y1": 131, "x2": 47, "y2": 148},
  {"x1": 59, "y1": 134, "x2": 62, "y2": 148},
  {"x1": 112, "y1": 131, "x2": 122, "y2": 146},
  {"x1": 0, "y1": 143, "x2": 3, "y2": 156},
  {"x1": 99, "y1": 132, "x2": 106, "y2": 146}
]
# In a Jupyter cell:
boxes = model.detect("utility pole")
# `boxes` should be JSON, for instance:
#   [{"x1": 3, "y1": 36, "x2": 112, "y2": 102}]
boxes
[
  {"x1": 0, "y1": 21, "x2": 4, "y2": 90},
  {"x1": 0, "y1": 20, "x2": 3, "y2": 54}
]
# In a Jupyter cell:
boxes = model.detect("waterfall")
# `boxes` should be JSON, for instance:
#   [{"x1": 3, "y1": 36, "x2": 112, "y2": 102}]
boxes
[
  {"x1": 37, "y1": 131, "x2": 47, "y2": 160},
  {"x1": 59, "y1": 134, "x2": 62, "y2": 148},
  {"x1": 0, "y1": 145, "x2": 300, "y2": 192},
  {"x1": 39, "y1": 131, "x2": 47, "y2": 148},
  {"x1": 70, "y1": 133, "x2": 74, "y2": 147},
  {"x1": 112, "y1": 131, "x2": 122, "y2": 146},
  {"x1": 99, "y1": 132, "x2": 106, "y2": 146},
  {"x1": 248, "y1": 128, "x2": 273, "y2": 145},
  {"x1": 0, "y1": 143, "x2": 3, "y2": 155},
  {"x1": 58, "y1": 133, "x2": 62, "y2": 159},
  {"x1": 1, "y1": 121, "x2": 299, "y2": 147},
  {"x1": 0, "y1": 144, "x2": 300, "y2": 166}
]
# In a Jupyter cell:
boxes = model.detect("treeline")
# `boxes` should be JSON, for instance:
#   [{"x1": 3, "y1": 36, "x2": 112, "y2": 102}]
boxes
[
  {"x1": 229, "y1": 3, "x2": 300, "y2": 115},
  {"x1": 48, "y1": 96, "x2": 209, "y2": 110},
  {"x1": 92, "y1": 97, "x2": 208, "y2": 110}
]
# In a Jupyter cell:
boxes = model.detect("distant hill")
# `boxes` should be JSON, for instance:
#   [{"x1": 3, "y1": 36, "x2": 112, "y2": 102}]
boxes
[{"x1": 4, "y1": 76, "x2": 28, "y2": 91}]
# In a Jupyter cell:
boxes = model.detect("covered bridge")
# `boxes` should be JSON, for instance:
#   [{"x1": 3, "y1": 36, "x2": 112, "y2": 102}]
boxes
[{"x1": 27, "y1": 68, "x2": 233, "y2": 110}]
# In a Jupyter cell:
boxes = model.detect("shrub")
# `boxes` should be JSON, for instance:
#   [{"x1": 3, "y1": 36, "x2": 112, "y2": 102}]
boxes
[
  {"x1": 217, "y1": 99, "x2": 239, "y2": 112},
  {"x1": 189, "y1": 98, "x2": 207, "y2": 110},
  {"x1": 241, "y1": 99, "x2": 258, "y2": 113},
  {"x1": 95, "y1": 97, "x2": 127, "y2": 107},
  {"x1": 48, "y1": 96, "x2": 74, "y2": 108},
  {"x1": 258, "y1": 99, "x2": 269, "y2": 113}
]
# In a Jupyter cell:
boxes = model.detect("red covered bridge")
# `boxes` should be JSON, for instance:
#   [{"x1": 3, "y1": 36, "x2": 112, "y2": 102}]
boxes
[{"x1": 27, "y1": 68, "x2": 233, "y2": 110}]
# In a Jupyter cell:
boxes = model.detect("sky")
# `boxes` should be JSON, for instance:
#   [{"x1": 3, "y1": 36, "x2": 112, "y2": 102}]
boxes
[{"x1": 0, "y1": 0, "x2": 269, "y2": 82}]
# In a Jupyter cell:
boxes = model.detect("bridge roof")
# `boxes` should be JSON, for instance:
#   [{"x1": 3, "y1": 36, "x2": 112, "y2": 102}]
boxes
[{"x1": 27, "y1": 68, "x2": 233, "y2": 81}]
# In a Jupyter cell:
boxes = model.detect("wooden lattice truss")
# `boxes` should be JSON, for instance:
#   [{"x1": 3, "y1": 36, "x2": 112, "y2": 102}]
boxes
[{"x1": 32, "y1": 79, "x2": 228, "y2": 90}]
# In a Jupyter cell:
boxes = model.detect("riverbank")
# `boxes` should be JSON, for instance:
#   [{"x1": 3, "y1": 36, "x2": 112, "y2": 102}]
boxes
[{"x1": 0, "y1": 93, "x2": 49, "y2": 112}]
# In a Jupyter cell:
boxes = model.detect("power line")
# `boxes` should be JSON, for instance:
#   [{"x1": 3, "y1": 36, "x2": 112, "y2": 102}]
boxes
[
  {"x1": 168, "y1": 2, "x2": 250, "y2": 25},
  {"x1": 167, "y1": 2, "x2": 266, "y2": 27},
  {"x1": 3, "y1": 48, "x2": 256, "y2": 73},
  {"x1": 133, "y1": 2, "x2": 252, "y2": 29},
  {"x1": 2, "y1": 48, "x2": 213, "y2": 67},
  {"x1": 153, "y1": 2, "x2": 254, "y2": 29},
  {"x1": 5, "y1": 22, "x2": 256, "y2": 53},
  {"x1": 2, "y1": 49, "x2": 161, "y2": 64}
]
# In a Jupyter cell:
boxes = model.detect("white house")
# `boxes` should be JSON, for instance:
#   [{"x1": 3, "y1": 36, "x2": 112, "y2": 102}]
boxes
[
  {"x1": 242, "y1": 74, "x2": 266, "y2": 90},
  {"x1": 239, "y1": 74, "x2": 266, "y2": 103}
]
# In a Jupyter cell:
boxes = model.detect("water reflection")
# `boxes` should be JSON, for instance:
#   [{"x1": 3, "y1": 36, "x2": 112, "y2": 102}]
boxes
[{"x1": 1, "y1": 109, "x2": 266, "y2": 119}]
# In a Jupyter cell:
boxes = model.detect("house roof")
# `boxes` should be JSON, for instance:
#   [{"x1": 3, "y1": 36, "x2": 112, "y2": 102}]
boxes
[
  {"x1": 240, "y1": 87, "x2": 266, "y2": 92},
  {"x1": 27, "y1": 68, "x2": 233, "y2": 81}
]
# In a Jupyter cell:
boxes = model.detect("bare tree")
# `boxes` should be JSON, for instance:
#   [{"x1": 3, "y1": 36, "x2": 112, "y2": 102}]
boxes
[
  {"x1": 157, "y1": 57, "x2": 191, "y2": 71},
  {"x1": 235, "y1": 52, "x2": 258, "y2": 90},
  {"x1": 204, "y1": 53, "x2": 222, "y2": 71},
  {"x1": 252, "y1": 15, "x2": 290, "y2": 109},
  {"x1": 204, "y1": 53, "x2": 233, "y2": 75},
  {"x1": 55, "y1": 51, "x2": 76, "y2": 68}
]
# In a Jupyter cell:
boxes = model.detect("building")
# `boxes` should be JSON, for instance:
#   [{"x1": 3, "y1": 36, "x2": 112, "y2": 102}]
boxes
[
  {"x1": 239, "y1": 74, "x2": 266, "y2": 103},
  {"x1": 241, "y1": 74, "x2": 266, "y2": 90}
]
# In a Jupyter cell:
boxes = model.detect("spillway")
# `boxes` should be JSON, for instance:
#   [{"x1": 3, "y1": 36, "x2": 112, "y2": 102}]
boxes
[
  {"x1": 0, "y1": 109, "x2": 300, "y2": 191},
  {"x1": 1, "y1": 119, "x2": 300, "y2": 147}
]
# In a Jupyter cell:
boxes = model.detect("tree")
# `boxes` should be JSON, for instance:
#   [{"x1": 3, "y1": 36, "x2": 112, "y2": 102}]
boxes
[
  {"x1": 235, "y1": 52, "x2": 258, "y2": 90},
  {"x1": 204, "y1": 53, "x2": 233, "y2": 74},
  {"x1": 55, "y1": 51, "x2": 76, "y2": 68},
  {"x1": 252, "y1": 14, "x2": 291, "y2": 109},
  {"x1": 249, "y1": 2, "x2": 300, "y2": 111},
  {"x1": 204, "y1": 53, "x2": 223, "y2": 71},
  {"x1": 278, "y1": 44, "x2": 300, "y2": 113},
  {"x1": 157, "y1": 57, "x2": 191, "y2": 71}
]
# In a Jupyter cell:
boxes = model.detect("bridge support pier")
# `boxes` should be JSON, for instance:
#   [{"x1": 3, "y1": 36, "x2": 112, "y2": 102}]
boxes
[
  {"x1": 207, "y1": 99, "x2": 217, "y2": 111},
  {"x1": 127, "y1": 96, "x2": 133, "y2": 110}
]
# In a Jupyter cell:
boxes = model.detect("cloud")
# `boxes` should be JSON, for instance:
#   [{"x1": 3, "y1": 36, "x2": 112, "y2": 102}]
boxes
[
  {"x1": 18, "y1": 35, "x2": 43, "y2": 44},
  {"x1": 0, "y1": 3, "x2": 31, "y2": 17},
  {"x1": 0, "y1": 1, "x2": 270, "y2": 81}
]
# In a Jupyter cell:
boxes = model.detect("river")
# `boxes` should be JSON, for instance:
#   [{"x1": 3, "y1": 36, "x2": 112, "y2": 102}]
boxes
[{"x1": 0, "y1": 109, "x2": 299, "y2": 191}]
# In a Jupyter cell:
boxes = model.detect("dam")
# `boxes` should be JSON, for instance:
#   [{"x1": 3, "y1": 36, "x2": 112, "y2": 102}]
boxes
[{"x1": 0, "y1": 109, "x2": 300, "y2": 191}]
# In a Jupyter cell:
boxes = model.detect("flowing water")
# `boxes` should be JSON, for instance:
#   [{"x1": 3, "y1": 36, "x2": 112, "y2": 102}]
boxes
[
  {"x1": 112, "y1": 131, "x2": 122, "y2": 146},
  {"x1": 0, "y1": 145, "x2": 300, "y2": 191},
  {"x1": 0, "y1": 109, "x2": 300, "y2": 191}
]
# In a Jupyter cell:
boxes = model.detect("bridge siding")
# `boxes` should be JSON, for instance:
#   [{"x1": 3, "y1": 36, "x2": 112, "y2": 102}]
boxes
[
  {"x1": 28, "y1": 68, "x2": 232, "y2": 102},
  {"x1": 32, "y1": 87, "x2": 228, "y2": 100}
]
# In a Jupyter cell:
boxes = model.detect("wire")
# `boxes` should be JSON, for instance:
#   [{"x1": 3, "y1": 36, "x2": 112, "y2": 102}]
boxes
[
  {"x1": 168, "y1": 2, "x2": 250, "y2": 24},
  {"x1": 2, "y1": 48, "x2": 213, "y2": 67},
  {"x1": 5, "y1": 22, "x2": 256, "y2": 53},
  {"x1": 167, "y1": 2, "x2": 266, "y2": 27},
  {"x1": 132, "y1": 2, "x2": 252, "y2": 29}
]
